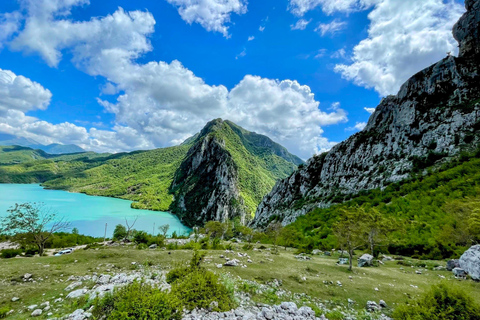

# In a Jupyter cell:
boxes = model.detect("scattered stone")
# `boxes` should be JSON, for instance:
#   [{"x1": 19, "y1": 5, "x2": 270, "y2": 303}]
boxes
[
  {"x1": 446, "y1": 259, "x2": 460, "y2": 271},
  {"x1": 31, "y1": 309, "x2": 42, "y2": 317},
  {"x1": 459, "y1": 245, "x2": 480, "y2": 280},
  {"x1": 379, "y1": 300, "x2": 388, "y2": 308},
  {"x1": 358, "y1": 254, "x2": 374, "y2": 267},
  {"x1": 149, "y1": 244, "x2": 157, "y2": 249},
  {"x1": 453, "y1": 267, "x2": 467, "y2": 278},
  {"x1": 294, "y1": 253, "x2": 311, "y2": 260},
  {"x1": 67, "y1": 289, "x2": 88, "y2": 299},
  {"x1": 338, "y1": 258, "x2": 349, "y2": 265},
  {"x1": 11, "y1": 297, "x2": 19, "y2": 302},
  {"x1": 366, "y1": 301, "x2": 380, "y2": 312},
  {"x1": 415, "y1": 270, "x2": 422, "y2": 274},
  {"x1": 27, "y1": 305, "x2": 38, "y2": 311},
  {"x1": 23, "y1": 273, "x2": 33, "y2": 280},
  {"x1": 324, "y1": 251, "x2": 331, "y2": 256},
  {"x1": 216, "y1": 264, "x2": 223, "y2": 268},
  {"x1": 224, "y1": 259, "x2": 240, "y2": 267},
  {"x1": 312, "y1": 249, "x2": 322, "y2": 255},
  {"x1": 65, "y1": 281, "x2": 83, "y2": 291}
]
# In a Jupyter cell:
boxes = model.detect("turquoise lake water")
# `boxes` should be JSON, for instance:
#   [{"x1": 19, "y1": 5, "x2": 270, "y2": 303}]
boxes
[{"x1": 0, "y1": 184, "x2": 190, "y2": 238}]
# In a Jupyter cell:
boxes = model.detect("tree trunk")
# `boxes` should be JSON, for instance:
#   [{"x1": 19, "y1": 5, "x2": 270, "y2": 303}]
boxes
[
  {"x1": 348, "y1": 248, "x2": 353, "y2": 271},
  {"x1": 37, "y1": 243, "x2": 44, "y2": 256}
]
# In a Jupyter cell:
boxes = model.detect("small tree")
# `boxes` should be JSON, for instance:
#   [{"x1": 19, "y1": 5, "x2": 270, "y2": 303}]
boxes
[
  {"x1": 364, "y1": 206, "x2": 396, "y2": 256},
  {"x1": 158, "y1": 224, "x2": 170, "y2": 238},
  {"x1": 266, "y1": 221, "x2": 283, "y2": 253},
  {"x1": 333, "y1": 207, "x2": 368, "y2": 271},
  {"x1": 113, "y1": 224, "x2": 127, "y2": 241},
  {"x1": 1, "y1": 202, "x2": 69, "y2": 256},
  {"x1": 279, "y1": 227, "x2": 302, "y2": 250},
  {"x1": 204, "y1": 221, "x2": 227, "y2": 239}
]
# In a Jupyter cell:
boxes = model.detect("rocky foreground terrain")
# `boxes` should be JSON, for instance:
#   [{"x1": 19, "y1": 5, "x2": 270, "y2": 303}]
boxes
[{"x1": 252, "y1": 0, "x2": 480, "y2": 227}]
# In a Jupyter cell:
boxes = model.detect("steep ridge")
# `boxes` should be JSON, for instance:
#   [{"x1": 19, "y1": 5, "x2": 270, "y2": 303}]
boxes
[
  {"x1": 169, "y1": 119, "x2": 302, "y2": 227},
  {"x1": 252, "y1": 0, "x2": 480, "y2": 228}
]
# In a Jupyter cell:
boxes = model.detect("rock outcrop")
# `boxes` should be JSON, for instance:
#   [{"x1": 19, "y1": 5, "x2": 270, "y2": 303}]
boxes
[
  {"x1": 459, "y1": 244, "x2": 480, "y2": 280},
  {"x1": 170, "y1": 119, "x2": 302, "y2": 227},
  {"x1": 252, "y1": 0, "x2": 480, "y2": 228}
]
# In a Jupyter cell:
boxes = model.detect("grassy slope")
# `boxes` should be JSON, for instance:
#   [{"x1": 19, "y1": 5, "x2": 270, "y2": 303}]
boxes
[
  {"x1": 287, "y1": 152, "x2": 480, "y2": 258},
  {"x1": 214, "y1": 121, "x2": 298, "y2": 215},
  {"x1": 0, "y1": 146, "x2": 48, "y2": 165},
  {"x1": 1, "y1": 245, "x2": 479, "y2": 319}
]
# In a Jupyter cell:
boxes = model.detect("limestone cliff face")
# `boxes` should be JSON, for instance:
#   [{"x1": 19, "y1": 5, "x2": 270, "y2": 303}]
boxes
[
  {"x1": 170, "y1": 130, "x2": 245, "y2": 228},
  {"x1": 169, "y1": 119, "x2": 301, "y2": 228},
  {"x1": 252, "y1": 0, "x2": 480, "y2": 228}
]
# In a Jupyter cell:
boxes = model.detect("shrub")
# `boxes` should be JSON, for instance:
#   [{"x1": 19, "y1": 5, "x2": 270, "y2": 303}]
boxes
[
  {"x1": 393, "y1": 283, "x2": 480, "y2": 320},
  {"x1": 1, "y1": 248, "x2": 22, "y2": 259},
  {"x1": 166, "y1": 266, "x2": 190, "y2": 284},
  {"x1": 24, "y1": 247, "x2": 38, "y2": 257},
  {"x1": 136, "y1": 243, "x2": 148, "y2": 250},
  {"x1": 133, "y1": 231, "x2": 149, "y2": 244},
  {"x1": 170, "y1": 269, "x2": 236, "y2": 312},
  {"x1": 0, "y1": 307, "x2": 9, "y2": 319},
  {"x1": 92, "y1": 282, "x2": 182, "y2": 320}
]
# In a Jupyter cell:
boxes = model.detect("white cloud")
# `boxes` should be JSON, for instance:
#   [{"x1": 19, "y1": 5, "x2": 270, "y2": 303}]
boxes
[
  {"x1": 364, "y1": 107, "x2": 376, "y2": 114},
  {"x1": 314, "y1": 48, "x2": 327, "y2": 59},
  {"x1": 235, "y1": 48, "x2": 246, "y2": 59},
  {"x1": 330, "y1": 48, "x2": 346, "y2": 59},
  {"x1": 290, "y1": 19, "x2": 311, "y2": 30},
  {"x1": 166, "y1": 0, "x2": 247, "y2": 37},
  {"x1": 0, "y1": 0, "x2": 348, "y2": 158},
  {"x1": 0, "y1": 12, "x2": 21, "y2": 46},
  {"x1": 334, "y1": 0, "x2": 464, "y2": 96},
  {"x1": 259, "y1": 25, "x2": 265, "y2": 32},
  {"x1": 346, "y1": 121, "x2": 367, "y2": 131},
  {"x1": 289, "y1": 0, "x2": 376, "y2": 16},
  {"x1": 314, "y1": 19, "x2": 346, "y2": 36},
  {"x1": 247, "y1": 36, "x2": 255, "y2": 41},
  {"x1": 0, "y1": 68, "x2": 52, "y2": 113}
]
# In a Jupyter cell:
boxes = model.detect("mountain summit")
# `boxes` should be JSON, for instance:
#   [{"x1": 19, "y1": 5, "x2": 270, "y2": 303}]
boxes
[{"x1": 252, "y1": 0, "x2": 480, "y2": 228}]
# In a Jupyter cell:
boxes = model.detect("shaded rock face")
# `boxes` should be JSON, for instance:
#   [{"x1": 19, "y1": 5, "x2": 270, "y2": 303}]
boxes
[
  {"x1": 170, "y1": 131, "x2": 245, "y2": 228},
  {"x1": 252, "y1": 0, "x2": 480, "y2": 228},
  {"x1": 459, "y1": 245, "x2": 480, "y2": 280}
]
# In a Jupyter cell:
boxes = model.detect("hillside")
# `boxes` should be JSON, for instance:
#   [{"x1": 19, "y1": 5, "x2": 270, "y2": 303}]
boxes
[
  {"x1": 0, "y1": 133, "x2": 85, "y2": 155},
  {"x1": 252, "y1": 0, "x2": 480, "y2": 228},
  {"x1": 0, "y1": 120, "x2": 301, "y2": 226}
]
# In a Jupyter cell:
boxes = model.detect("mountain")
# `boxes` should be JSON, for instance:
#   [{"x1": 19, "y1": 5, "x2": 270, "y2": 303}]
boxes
[
  {"x1": 0, "y1": 133, "x2": 85, "y2": 154},
  {"x1": 0, "y1": 145, "x2": 49, "y2": 164},
  {"x1": 252, "y1": 0, "x2": 480, "y2": 228},
  {"x1": 0, "y1": 119, "x2": 302, "y2": 227},
  {"x1": 169, "y1": 119, "x2": 302, "y2": 226}
]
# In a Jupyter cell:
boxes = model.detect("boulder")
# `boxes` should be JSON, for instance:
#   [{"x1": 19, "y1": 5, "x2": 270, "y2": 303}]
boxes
[
  {"x1": 224, "y1": 259, "x2": 240, "y2": 267},
  {"x1": 31, "y1": 309, "x2": 42, "y2": 317},
  {"x1": 312, "y1": 249, "x2": 321, "y2": 255},
  {"x1": 338, "y1": 258, "x2": 349, "y2": 265},
  {"x1": 23, "y1": 273, "x2": 32, "y2": 280},
  {"x1": 67, "y1": 289, "x2": 88, "y2": 299},
  {"x1": 453, "y1": 267, "x2": 467, "y2": 278},
  {"x1": 148, "y1": 244, "x2": 157, "y2": 249},
  {"x1": 446, "y1": 259, "x2": 460, "y2": 271},
  {"x1": 459, "y1": 245, "x2": 480, "y2": 280},
  {"x1": 366, "y1": 301, "x2": 380, "y2": 312},
  {"x1": 358, "y1": 254, "x2": 374, "y2": 267}
]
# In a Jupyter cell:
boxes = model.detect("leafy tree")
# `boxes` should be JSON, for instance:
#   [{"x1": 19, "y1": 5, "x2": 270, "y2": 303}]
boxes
[
  {"x1": 364, "y1": 206, "x2": 396, "y2": 256},
  {"x1": 113, "y1": 224, "x2": 127, "y2": 241},
  {"x1": 279, "y1": 227, "x2": 302, "y2": 250},
  {"x1": 266, "y1": 222, "x2": 283, "y2": 253},
  {"x1": 333, "y1": 207, "x2": 368, "y2": 271},
  {"x1": 0, "y1": 202, "x2": 69, "y2": 256},
  {"x1": 204, "y1": 221, "x2": 227, "y2": 239},
  {"x1": 158, "y1": 224, "x2": 170, "y2": 238}
]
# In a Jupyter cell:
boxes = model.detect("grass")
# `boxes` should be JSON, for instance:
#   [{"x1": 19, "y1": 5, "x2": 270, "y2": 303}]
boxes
[{"x1": 1, "y1": 245, "x2": 479, "y2": 319}]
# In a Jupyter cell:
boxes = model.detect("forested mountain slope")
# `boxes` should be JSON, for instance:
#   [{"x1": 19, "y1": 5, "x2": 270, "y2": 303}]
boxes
[
  {"x1": 252, "y1": 0, "x2": 480, "y2": 228},
  {"x1": 0, "y1": 120, "x2": 301, "y2": 227}
]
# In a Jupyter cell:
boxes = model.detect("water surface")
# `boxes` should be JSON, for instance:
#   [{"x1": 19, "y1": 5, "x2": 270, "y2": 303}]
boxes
[{"x1": 0, "y1": 184, "x2": 190, "y2": 238}]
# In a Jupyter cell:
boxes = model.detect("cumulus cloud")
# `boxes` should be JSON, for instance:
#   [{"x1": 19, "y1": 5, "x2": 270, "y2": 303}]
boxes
[
  {"x1": 166, "y1": 0, "x2": 247, "y2": 37},
  {"x1": 314, "y1": 19, "x2": 346, "y2": 36},
  {"x1": 0, "y1": 68, "x2": 52, "y2": 113},
  {"x1": 364, "y1": 107, "x2": 376, "y2": 114},
  {"x1": 0, "y1": 12, "x2": 21, "y2": 46},
  {"x1": 289, "y1": 0, "x2": 376, "y2": 16},
  {"x1": 247, "y1": 35, "x2": 254, "y2": 41},
  {"x1": 346, "y1": 121, "x2": 367, "y2": 131},
  {"x1": 0, "y1": 0, "x2": 348, "y2": 158},
  {"x1": 290, "y1": 19, "x2": 311, "y2": 30}
]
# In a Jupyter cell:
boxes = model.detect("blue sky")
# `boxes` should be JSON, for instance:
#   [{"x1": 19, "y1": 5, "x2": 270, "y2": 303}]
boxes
[{"x1": 0, "y1": 0, "x2": 465, "y2": 158}]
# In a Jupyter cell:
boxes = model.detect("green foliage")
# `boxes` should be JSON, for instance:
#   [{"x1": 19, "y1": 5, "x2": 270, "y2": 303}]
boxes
[
  {"x1": 133, "y1": 231, "x2": 149, "y2": 244},
  {"x1": 0, "y1": 248, "x2": 22, "y2": 259},
  {"x1": 286, "y1": 155, "x2": 480, "y2": 259},
  {"x1": 92, "y1": 282, "x2": 182, "y2": 320},
  {"x1": 0, "y1": 307, "x2": 9, "y2": 319},
  {"x1": 170, "y1": 270, "x2": 236, "y2": 312},
  {"x1": 113, "y1": 224, "x2": 127, "y2": 241},
  {"x1": 393, "y1": 283, "x2": 480, "y2": 320}
]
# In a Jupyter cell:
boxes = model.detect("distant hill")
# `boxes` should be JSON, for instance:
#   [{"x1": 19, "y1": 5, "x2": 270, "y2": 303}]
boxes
[
  {"x1": 0, "y1": 119, "x2": 302, "y2": 227},
  {"x1": 0, "y1": 133, "x2": 85, "y2": 154}
]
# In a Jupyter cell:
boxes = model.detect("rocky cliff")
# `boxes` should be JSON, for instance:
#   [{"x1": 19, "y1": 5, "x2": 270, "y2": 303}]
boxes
[
  {"x1": 252, "y1": 0, "x2": 480, "y2": 228},
  {"x1": 170, "y1": 119, "x2": 302, "y2": 227}
]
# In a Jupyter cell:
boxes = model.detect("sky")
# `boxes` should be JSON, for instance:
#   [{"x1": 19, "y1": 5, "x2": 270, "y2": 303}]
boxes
[{"x1": 0, "y1": 0, "x2": 466, "y2": 159}]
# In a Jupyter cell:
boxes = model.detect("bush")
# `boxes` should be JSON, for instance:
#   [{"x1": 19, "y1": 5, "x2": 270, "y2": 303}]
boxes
[
  {"x1": 136, "y1": 243, "x2": 148, "y2": 250},
  {"x1": 166, "y1": 266, "x2": 190, "y2": 284},
  {"x1": 133, "y1": 231, "x2": 149, "y2": 244},
  {"x1": 170, "y1": 269, "x2": 236, "y2": 312},
  {"x1": 24, "y1": 247, "x2": 39, "y2": 257},
  {"x1": 0, "y1": 307, "x2": 9, "y2": 318},
  {"x1": 92, "y1": 282, "x2": 182, "y2": 320},
  {"x1": 1, "y1": 248, "x2": 22, "y2": 259},
  {"x1": 393, "y1": 283, "x2": 480, "y2": 320}
]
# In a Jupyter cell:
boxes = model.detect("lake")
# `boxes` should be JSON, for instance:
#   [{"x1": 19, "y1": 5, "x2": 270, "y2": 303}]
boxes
[{"x1": 0, "y1": 184, "x2": 191, "y2": 238}]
